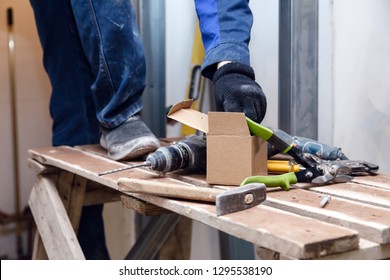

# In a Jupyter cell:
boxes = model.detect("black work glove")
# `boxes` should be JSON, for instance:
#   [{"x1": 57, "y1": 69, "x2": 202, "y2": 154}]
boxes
[{"x1": 212, "y1": 62, "x2": 267, "y2": 123}]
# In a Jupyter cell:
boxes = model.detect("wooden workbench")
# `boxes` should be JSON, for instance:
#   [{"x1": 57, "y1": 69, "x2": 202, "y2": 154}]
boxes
[{"x1": 27, "y1": 145, "x2": 390, "y2": 260}]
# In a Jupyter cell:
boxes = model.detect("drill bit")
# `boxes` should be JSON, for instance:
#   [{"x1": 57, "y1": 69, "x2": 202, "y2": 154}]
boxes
[{"x1": 98, "y1": 162, "x2": 151, "y2": 176}]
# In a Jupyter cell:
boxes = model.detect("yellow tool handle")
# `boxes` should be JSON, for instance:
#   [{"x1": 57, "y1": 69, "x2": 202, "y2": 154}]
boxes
[{"x1": 268, "y1": 160, "x2": 300, "y2": 174}]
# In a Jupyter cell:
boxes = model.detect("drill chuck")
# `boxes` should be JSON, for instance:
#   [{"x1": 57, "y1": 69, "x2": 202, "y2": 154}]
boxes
[{"x1": 146, "y1": 134, "x2": 207, "y2": 173}]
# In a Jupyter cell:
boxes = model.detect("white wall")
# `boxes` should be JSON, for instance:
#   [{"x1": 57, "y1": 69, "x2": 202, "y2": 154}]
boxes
[
  {"x1": 333, "y1": 0, "x2": 390, "y2": 172},
  {"x1": 318, "y1": 0, "x2": 334, "y2": 145},
  {"x1": 249, "y1": 0, "x2": 279, "y2": 128},
  {"x1": 0, "y1": 0, "x2": 52, "y2": 259},
  {"x1": 165, "y1": 0, "x2": 196, "y2": 137}
]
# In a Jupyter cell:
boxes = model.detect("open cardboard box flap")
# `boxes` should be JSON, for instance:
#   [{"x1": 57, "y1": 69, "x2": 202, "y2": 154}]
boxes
[
  {"x1": 168, "y1": 100, "x2": 208, "y2": 133},
  {"x1": 168, "y1": 100, "x2": 250, "y2": 136}
]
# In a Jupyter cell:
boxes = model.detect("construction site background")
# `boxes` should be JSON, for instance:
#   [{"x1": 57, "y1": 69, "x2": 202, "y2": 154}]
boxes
[{"x1": 0, "y1": 0, "x2": 389, "y2": 259}]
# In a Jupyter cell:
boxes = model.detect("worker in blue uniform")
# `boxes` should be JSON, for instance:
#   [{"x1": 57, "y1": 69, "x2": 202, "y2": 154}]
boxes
[{"x1": 29, "y1": 0, "x2": 267, "y2": 259}]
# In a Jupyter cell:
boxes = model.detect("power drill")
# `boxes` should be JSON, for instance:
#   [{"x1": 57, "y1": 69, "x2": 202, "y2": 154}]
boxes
[
  {"x1": 146, "y1": 134, "x2": 206, "y2": 173},
  {"x1": 98, "y1": 134, "x2": 207, "y2": 176}
]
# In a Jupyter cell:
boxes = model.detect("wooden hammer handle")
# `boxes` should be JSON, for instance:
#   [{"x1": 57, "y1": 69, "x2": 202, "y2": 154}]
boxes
[{"x1": 118, "y1": 178, "x2": 222, "y2": 202}]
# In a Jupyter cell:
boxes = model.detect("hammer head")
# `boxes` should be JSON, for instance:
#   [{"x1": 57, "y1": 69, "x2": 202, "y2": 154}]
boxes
[{"x1": 215, "y1": 183, "x2": 267, "y2": 216}]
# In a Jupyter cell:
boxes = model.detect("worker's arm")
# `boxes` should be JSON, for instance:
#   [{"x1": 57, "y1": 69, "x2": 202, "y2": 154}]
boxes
[
  {"x1": 194, "y1": 0, "x2": 252, "y2": 79},
  {"x1": 194, "y1": 0, "x2": 267, "y2": 123}
]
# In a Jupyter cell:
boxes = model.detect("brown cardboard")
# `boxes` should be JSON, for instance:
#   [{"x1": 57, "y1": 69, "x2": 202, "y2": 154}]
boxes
[
  {"x1": 208, "y1": 112, "x2": 249, "y2": 136},
  {"x1": 168, "y1": 100, "x2": 267, "y2": 185},
  {"x1": 168, "y1": 100, "x2": 208, "y2": 133}
]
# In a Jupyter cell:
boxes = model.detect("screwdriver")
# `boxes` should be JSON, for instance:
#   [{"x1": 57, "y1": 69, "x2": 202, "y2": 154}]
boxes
[{"x1": 98, "y1": 134, "x2": 206, "y2": 176}]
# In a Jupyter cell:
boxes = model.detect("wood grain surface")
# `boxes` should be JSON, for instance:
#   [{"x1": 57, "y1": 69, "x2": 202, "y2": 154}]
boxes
[{"x1": 27, "y1": 145, "x2": 390, "y2": 259}]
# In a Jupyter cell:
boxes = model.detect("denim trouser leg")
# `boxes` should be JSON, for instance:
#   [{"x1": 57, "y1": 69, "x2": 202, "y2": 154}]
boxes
[
  {"x1": 30, "y1": 0, "x2": 114, "y2": 260},
  {"x1": 30, "y1": 0, "x2": 100, "y2": 146},
  {"x1": 70, "y1": 0, "x2": 146, "y2": 128}
]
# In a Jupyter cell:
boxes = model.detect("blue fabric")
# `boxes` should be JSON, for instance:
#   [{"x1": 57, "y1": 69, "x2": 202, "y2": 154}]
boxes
[
  {"x1": 30, "y1": 0, "x2": 98, "y2": 146},
  {"x1": 30, "y1": 0, "x2": 145, "y2": 147},
  {"x1": 30, "y1": 0, "x2": 253, "y2": 146},
  {"x1": 194, "y1": 0, "x2": 253, "y2": 79},
  {"x1": 69, "y1": 0, "x2": 145, "y2": 128}
]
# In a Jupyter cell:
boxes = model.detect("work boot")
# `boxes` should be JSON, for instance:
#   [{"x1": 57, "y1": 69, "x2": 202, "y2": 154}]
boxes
[{"x1": 100, "y1": 114, "x2": 160, "y2": 161}]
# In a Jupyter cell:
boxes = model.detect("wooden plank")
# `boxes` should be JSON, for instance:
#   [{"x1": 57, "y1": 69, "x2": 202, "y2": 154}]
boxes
[
  {"x1": 76, "y1": 144, "x2": 108, "y2": 157},
  {"x1": 57, "y1": 171, "x2": 74, "y2": 212},
  {"x1": 27, "y1": 145, "x2": 390, "y2": 260},
  {"x1": 77, "y1": 144, "x2": 387, "y2": 195},
  {"x1": 318, "y1": 239, "x2": 390, "y2": 260},
  {"x1": 256, "y1": 246, "x2": 281, "y2": 260},
  {"x1": 128, "y1": 193, "x2": 359, "y2": 259},
  {"x1": 83, "y1": 186, "x2": 121, "y2": 206},
  {"x1": 158, "y1": 216, "x2": 192, "y2": 260},
  {"x1": 352, "y1": 173, "x2": 390, "y2": 191},
  {"x1": 28, "y1": 158, "x2": 58, "y2": 175},
  {"x1": 32, "y1": 231, "x2": 48, "y2": 260},
  {"x1": 77, "y1": 144, "x2": 214, "y2": 188},
  {"x1": 309, "y1": 182, "x2": 390, "y2": 209},
  {"x1": 29, "y1": 146, "x2": 122, "y2": 189},
  {"x1": 28, "y1": 146, "x2": 226, "y2": 195},
  {"x1": 265, "y1": 189, "x2": 390, "y2": 244},
  {"x1": 27, "y1": 146, "x2": 362, "y2": 259},
  {"x1": 67, "y1": 175, "x2": 87, "y2": 233},
  {"x1": 121, "y1": 195, "x2": 171, "y2": 216},
  {"x1": 56, "y1": 172, "x2": 86, "y2": 233},
  {"x1": 28, "y1": 175, "x2": 85, "y2": 260},
  {"x1": 28, "y1": 146, "x2": 212, "y2": 191},
  {"x1": 257, "y1": 239, "x2": 390, "y2": 260},
  {"x1": 30, "y1": 146, "x2": 138, "y2": 188}
]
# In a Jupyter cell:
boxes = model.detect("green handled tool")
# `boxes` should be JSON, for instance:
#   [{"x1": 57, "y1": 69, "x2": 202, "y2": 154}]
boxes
[
  {"x1": 244, "y1": 117, "x2": 362, "y2": 186},
  {"x1": 246, "y1": 117, "x2": 349, "y2": 161},
  {"x1": 246, "y1": 117, "x2": 297, "y2": 158},
  {"x1": 240, "y1": 172, "x2": 297, "y2": 191}
]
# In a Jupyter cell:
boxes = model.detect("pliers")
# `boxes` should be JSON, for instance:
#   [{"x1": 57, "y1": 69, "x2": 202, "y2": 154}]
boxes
[
  {"x1": 242, "y1": 118, "x2": 379, "y2": 190},
  {"x1": 241, "y1": 153, "x2": 354, "y2": 191}
]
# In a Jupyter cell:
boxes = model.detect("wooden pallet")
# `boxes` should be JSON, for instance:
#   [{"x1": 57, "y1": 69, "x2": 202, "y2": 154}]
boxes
[{"x1": 27, "y1": 145, "x2": 390, "y2": 259}]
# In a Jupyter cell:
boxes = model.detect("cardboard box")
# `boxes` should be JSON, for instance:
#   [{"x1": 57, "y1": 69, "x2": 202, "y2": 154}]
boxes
[{"x1": 168, "y1": 100, "x2": 267, "y2": 185}]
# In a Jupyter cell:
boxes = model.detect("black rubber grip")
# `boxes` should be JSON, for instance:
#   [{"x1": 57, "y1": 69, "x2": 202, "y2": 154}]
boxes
[{"x1": 7, "y1": 8, "x2": 13, "y2": 27}]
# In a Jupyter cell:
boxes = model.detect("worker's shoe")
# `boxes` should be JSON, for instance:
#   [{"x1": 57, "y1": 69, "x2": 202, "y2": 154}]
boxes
[{"x1": 100, "y1": 114, "x2": 160, "y2": 161}]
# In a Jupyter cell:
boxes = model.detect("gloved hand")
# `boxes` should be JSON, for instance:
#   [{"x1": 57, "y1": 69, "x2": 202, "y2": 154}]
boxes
[{"x1": 212, "y1": 62, "x2": 267, "y2": 123}]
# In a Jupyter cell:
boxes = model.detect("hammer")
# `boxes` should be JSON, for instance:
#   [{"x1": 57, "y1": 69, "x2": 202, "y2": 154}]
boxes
[{"x1": 118, "y1": 178, "x2": 266, "y2": 216}]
